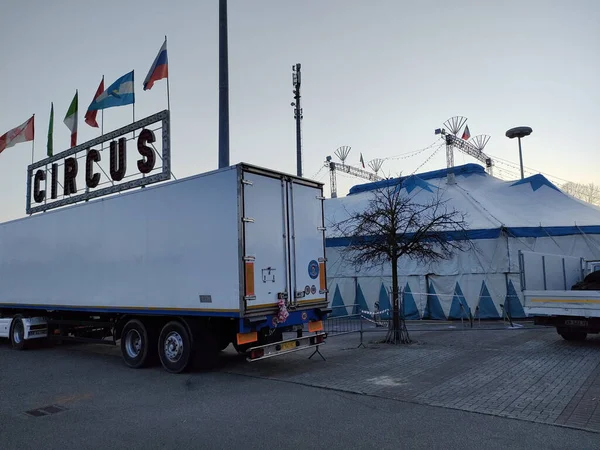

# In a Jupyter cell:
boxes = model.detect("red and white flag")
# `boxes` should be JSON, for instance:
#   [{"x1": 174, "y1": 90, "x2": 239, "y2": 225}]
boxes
[
  {"x1": 0, "y1": 115, "x2": 35, "y2": 155},
  {"x1": 461, "y1": 125, "x2": 471, "y2": 141},
  {"x1": 85, "y1": 77, "x2": 104, "y2": 128}
]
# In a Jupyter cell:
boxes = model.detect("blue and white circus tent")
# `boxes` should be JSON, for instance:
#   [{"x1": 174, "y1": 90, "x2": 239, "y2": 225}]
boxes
[{"x1": 324, "y1": 163, "x2": 600, "y2": 320}]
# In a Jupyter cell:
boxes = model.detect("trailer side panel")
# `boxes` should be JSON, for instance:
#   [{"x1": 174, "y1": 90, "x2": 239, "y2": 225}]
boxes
[{"x1": 0, "y1": 167, "x2": 241, "y2": 315}]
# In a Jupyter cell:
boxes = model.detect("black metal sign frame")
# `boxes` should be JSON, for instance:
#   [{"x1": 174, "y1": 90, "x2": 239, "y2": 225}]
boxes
[{"x1": 26, "y1": 109, "x2": 171, "y2": 215}]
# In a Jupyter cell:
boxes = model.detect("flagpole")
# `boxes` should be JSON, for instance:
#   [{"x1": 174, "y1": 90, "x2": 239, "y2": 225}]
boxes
[
  {"x1": 31, "y1": 114, "x2": 35, "y2": 165},
  {"x1": 165, "y1": 35, "x2": 171, "y2": 112},
  {"x1": 101, "y1": 75, "x2": 104, "y2": 137}
]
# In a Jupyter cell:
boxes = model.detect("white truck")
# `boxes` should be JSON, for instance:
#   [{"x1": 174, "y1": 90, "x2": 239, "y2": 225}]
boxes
[
  {"x1": 0, "y1": 163, "x2": 329, "y2": 373},
  {"x1": 520, "y1": 250, "x2": 600, "y2": 341}
]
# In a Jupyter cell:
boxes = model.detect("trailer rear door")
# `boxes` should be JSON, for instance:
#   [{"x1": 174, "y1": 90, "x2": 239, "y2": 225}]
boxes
[
  {"x1": 287, "y1": 180, "x2": 327, "y2": 308},
  {"x1": 241, "y1": 166, "x2": 327, "y2": 315}
]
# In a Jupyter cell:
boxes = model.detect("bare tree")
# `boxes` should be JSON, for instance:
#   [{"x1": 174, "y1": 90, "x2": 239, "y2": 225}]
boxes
[
  {"x1": 331, "y1": 182, "x2": 469, "y2": 344},
  {"x1": 562, "y1": 182, "x2": 600, "y2": 206}
]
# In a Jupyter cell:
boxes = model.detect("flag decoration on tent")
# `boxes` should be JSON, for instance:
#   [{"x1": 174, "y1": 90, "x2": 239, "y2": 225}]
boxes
[
  {"x1": 64, "y1": 90, "x2": 78, "y2": 147},
  {"x1": 360, "y1": 153, "x2": 365, "y2": 168},
  {"x1": 143, "y1": 38, "x2": 168, "y2": 91},
  {"x1": 85, "y1": 77, "x2": 104, "y2": 128},
  {"x1": 47, "y1": 103, "x2": 54, "y2": 157},
  {"x1": 461, "y1": 125, "x2": 471, "y2": 141},
  {"x1": 87, "y1": 71, "x2": 135, "y2": 111},
  {"x1": 0, "y1": 115, "x2": 35, "y2": 155}
]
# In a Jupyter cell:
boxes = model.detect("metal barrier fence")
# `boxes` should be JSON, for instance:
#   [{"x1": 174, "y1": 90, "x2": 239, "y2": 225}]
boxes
[
  {"x1": 323, "y1": 304, "x2": 362, "y2": 337},
  {"x1": 322, "y1": 291, "x2": 538, "y2": 347}
]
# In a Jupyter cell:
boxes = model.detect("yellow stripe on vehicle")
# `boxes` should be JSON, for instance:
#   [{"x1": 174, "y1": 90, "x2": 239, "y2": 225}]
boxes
[{"x1": 530, "y1": 298, "x2": 600, "y2": 304}]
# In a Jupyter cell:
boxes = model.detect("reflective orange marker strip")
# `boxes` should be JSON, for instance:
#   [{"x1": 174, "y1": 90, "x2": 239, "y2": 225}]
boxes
[
  {"x1": 245, "y1": 262, "x2": 255, "y2": 297},
  {"x1": 319, "y1": 262, "x2": 326, "y2": 291},
  {"x1": 308, "y1": 321, "x2": 323, "y2": 332},
  {"x1": 237, "y1": 331, "x2": 258, "y2": 345}
]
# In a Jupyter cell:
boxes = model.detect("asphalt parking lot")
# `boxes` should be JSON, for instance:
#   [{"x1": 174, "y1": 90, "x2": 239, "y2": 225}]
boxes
[{"x1": 1, "y1": 322, "x2": 599, "y2": 449}]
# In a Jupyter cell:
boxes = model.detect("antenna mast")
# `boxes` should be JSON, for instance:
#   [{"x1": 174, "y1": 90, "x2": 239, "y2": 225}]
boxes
[{"x1": 291, "y1": 63, "x2": 303, "y2": 177}]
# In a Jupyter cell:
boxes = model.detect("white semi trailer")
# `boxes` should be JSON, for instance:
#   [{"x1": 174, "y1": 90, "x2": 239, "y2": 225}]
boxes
[{"x1": 0, "y1": 163, "x2": 329, "y2": 373}]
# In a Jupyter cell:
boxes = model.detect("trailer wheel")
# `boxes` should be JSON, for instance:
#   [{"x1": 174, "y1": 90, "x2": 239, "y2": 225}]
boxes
[
  {"x1": 158, "y1": 321, "x2": 193, "y2": 374},
  {"x1": 10, "y1": 315, "x2": 27, "y2": 350},
  {"x1": 120, "y1": 319, "x2": 155, "y2": 368}
]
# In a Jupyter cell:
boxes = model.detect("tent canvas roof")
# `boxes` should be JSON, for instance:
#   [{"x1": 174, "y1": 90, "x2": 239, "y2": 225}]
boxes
[{"x1": 325, "y1": 163, "x2": 600, "y2": 242}]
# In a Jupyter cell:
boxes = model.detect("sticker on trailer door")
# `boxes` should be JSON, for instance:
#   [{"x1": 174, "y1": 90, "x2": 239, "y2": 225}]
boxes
[{"x1": 308, "y1": 260, "x2": 319, "y2": 279}]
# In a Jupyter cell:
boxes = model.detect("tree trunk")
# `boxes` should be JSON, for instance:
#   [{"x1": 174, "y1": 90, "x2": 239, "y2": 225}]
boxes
[
  {"x1": 384, "y1": 255, "x2": 410, "y2": 344},
  {"x1": 392, "y1": 256, "x2": 399, "y2": 338}
]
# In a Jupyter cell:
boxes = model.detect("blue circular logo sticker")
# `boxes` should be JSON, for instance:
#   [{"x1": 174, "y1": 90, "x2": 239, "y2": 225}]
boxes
[{"x1": 308, "y1": 260, "x2": 319, "y2": 279}]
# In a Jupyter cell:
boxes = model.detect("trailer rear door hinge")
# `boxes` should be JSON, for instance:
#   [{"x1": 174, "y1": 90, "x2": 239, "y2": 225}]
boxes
[
  {"x1": 244, "y1": 256, "x2": 256, "y2": 262},
  {"x1": 277, "y1": 292, "x2": 288, "y2": 300},
  {"x1": 316, "y1": 196, "x2": 326, "y2": 200},
  {"x1": 245, "y1": 295, "x2": 257, "y2": 301},
  {"x1": 317, "y1": 227, "x2": 326, "y2": 231},
  {"x1": 319, "y1": 289, "x2": 329, "y2": 294},
  {"x1": 242, "y1": 179, "x2": 253, "y2": 186},
  {"x1": 242, "y1": 217, "x2": 255, "y2": 223},
  {"x1": 318, "y1": 257, "x2": 327, "y2": 262}
]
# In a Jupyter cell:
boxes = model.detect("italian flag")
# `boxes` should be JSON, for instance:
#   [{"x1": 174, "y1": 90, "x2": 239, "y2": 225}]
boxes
[{"x1": 64, "y1": 90, "x2": 78, "y2": 147}]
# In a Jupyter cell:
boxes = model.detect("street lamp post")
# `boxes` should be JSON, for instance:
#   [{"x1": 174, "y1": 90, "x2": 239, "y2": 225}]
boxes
[{"x1": 505, "y1": 126, "x2": 533, "y2": 179}]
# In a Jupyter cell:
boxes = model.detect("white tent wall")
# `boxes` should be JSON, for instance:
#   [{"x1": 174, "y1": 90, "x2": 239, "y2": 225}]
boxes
[{"x1": 326, "y1": 235, "x2": 600, "y2": 320}]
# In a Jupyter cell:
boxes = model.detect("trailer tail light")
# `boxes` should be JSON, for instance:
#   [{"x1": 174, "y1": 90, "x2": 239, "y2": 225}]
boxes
[
  {"x1": 319, "y1": 261, "x2": 326, "y2": 292},
  {"x1": 308, "y1": 320, "x2": 323, "y2": 332},
  {"x1": 237, "y1": 331, "x2": 257, "y2": 346},
  {"x1": 245, "y1": 261, "x2": 255, "y2": 297}
]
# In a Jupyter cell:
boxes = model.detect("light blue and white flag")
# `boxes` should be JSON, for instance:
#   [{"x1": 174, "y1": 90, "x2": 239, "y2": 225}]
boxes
[{"x1": 87, "y1": 71, "x2": 134, "y2": 111}]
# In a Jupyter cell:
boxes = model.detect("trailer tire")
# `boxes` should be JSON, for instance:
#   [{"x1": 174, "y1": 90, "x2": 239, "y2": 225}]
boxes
[
  {"x1": 9, "y1": 315, "x2": 27, "y2": 350},
  {"x1": 120, "y1": 319, "x2": 155, "y2": 369},
  {"x1": 558, "y1": 328, "x2": 588, "y2": 341},
  {"x1": 158, "y1": 321, "x2": 193, "y2": 374}
]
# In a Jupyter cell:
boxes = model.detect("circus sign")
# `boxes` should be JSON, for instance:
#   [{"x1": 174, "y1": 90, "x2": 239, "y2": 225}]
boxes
[{"x1": 26, "y1": 110, "x2": 171, "y2": 215}]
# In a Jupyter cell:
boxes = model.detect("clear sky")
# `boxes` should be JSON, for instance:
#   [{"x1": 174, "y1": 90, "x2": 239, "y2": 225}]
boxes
[{"x1": 1, "y1": 0, "x2": 599, "y2": 223}]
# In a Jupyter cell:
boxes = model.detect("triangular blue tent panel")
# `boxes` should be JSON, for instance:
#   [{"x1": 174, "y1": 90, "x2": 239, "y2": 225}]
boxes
[
  {"x1": 505, "y1": 280, "x2": 526, "y2": 319},
  {"x1": 448, "y1": 282, "x2": 470, "y2": 319},
  {"x1": 476, "y1": 281, "x2": 500, "y2": 319},
  {"x1": 423, "y1": 282, "x2": 446, "y2": 320},
  {"x1": 378, "y1": 283, "x2": 391, "y2": 319},
  {"x1": 510, "y1": 174, "x2": 561, "y2": 193},
  {"x1": 402, "y1": 283, "x2": 420, "y2": 320},
  {"x1": 354, "y1": 283, "x2": 370, "y2": 315},
  {"x1": 400, "y1": 175, "x2": 436, "y2": 194},
  {"x1": 330, "y1": 284, "x2": 347, "y2": 317}
]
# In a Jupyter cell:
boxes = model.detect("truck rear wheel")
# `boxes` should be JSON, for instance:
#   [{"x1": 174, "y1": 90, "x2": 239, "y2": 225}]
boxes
[
  {"x1": 10, "y1": 315, "x2": 27, "y2": 350},
  {"x1": 558, "y1": 328, "x2": 588, "y2": 341},
  {"x1": 120, "y1": 319, "x2": 156, "y2": 369},
  {"x1": 158, "y1": 321, "x2": 194, "y2": 374}
]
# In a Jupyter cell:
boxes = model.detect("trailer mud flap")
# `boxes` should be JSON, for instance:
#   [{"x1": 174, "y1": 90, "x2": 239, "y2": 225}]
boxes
[{"x1": 246, "y1": 332, "x2": 327, "y2": 362}]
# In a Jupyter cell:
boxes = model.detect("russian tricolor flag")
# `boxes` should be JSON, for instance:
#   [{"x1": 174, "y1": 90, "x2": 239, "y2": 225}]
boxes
[{"x1": 143, "y1": 38, "x2": 168, "y2": 91}]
